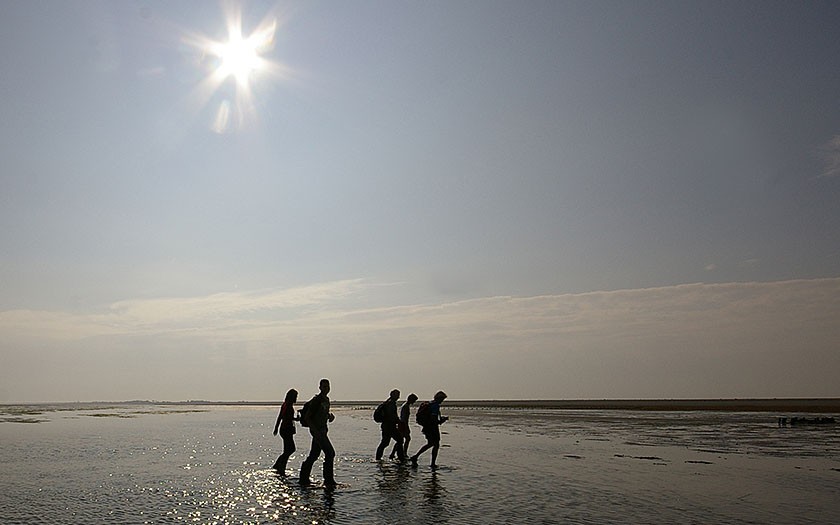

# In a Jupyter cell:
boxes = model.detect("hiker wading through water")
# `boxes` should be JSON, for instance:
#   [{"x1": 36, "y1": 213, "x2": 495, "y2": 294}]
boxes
[{"x1": 299, "y1": 379, "x2": 337, "y2": 487}]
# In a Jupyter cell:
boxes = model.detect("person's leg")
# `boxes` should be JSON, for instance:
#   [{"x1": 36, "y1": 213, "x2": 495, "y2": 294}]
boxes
[
  {"x1": 391, "y1": 428, "x2": 405, "y2": 461},
  {"x1": 430, "y1": 442, "x2": 440, "y2": 468},
  {"x1": 410, "y1": 437, "x2": 433, "y2": 465},
  {"x1": 274, "y1": 434, "x2": 295, "y2": 473},
  {"x1": 403, "y1": 432, "x2": 411, "y2": 457},
  {"x1": 299, "y1": 436, "x2": 321, "y2": 485},
  {"x1": 375, "y1": 427, "x2": 391, "y2": 460},
  {"x1": 413, "y1": 426, "x2": 439, "y2": 466},
  {"x1": 320, "y1": 433, "x2": 337, "y2": 485}
]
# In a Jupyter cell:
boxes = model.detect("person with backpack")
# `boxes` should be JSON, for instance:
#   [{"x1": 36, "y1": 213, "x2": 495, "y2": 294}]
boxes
[
  {"x1": 390, "y1": 393, "x2": 418, "y2": 459},
  {"x1": 375, "y1": 389, "x2": 405, "y2": 461},
  {"x1": 299, "y1": 378, "x2": 337, "y2": 487},
  {"x1": 410, "y1": 390, "x2": 448, "y2": 469},
  {"x1": 271, "y1": 388, "x2": 299, "y2": 475}
]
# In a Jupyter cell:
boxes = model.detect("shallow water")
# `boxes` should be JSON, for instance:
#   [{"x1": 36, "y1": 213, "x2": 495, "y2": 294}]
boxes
[{"x1": 1, "y1": 404, "x2": 839, "y2": 524}]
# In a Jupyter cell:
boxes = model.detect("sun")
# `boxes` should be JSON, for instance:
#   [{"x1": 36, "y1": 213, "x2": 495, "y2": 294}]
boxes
[
  {"x1": 210, "y1": 20, "x2": 275, "y2": 89},
  {"x1": 216, "y1": 35, "x2": 261, "y2": 86},
  {"x1": 182, "y1": 5, "x2": 288, "y2": 133}
]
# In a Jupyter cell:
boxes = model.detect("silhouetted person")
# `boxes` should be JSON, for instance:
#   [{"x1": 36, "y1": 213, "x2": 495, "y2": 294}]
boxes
[
  {"x1": 271, "y1": 388, "x2": 298, "y2": 475},
  {"x1": 375, "y1": 389, "x2": 405, "y2": 461},
  {"x1": 390, "y1": 393, "x2": 418, "y2": 459},
  {"x1": 410, "y1": 391, "x2": 448, "y2": 469},
  {"x1": 299, "y1": 378, "x2": 337, "y2": 487}
]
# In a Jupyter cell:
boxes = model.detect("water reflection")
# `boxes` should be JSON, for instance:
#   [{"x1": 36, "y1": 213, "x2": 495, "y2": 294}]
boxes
[
  {"x1": 375, "y1": 462, "x2": 411, "y2": 492},
  {"x1": 4, "y1": 405, "x2": 837, "y2": 524},
  {"x1": 299, "y1": 483, "x2": 336, "y2": 524},
  {"x1": 422, "y1": 471, "x2": 447, "y2": 523},
  {"x1": 374, "y1": 462, "x2": 411, "y2": 522},
  {"x1": 371, "y1": 462, "x2": 451, "y2": 524}
]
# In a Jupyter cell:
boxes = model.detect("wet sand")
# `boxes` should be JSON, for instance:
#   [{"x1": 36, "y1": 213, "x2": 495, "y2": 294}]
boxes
[{"x1": 1, "y1": 403, "x2": 839, "y2": 524}]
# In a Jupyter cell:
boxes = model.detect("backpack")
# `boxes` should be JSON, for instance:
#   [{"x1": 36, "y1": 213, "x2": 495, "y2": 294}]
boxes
[
  {"x1": 298, "y1": 398, "x2": 314, "y2": 427},
  {"x1": 415, "y1": 401, "x2": 431, "y2": 427},
  {"x1": 373, "y1": 402, "x2": 386, "y2": 423}
]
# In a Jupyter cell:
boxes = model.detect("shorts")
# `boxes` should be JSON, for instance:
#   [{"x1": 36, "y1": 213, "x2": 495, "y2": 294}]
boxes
[
  {"x1": 398, "y1": 421, "x2": 410, "y2": 437},
  {"x1": 422, "y1": 424, "x2": 440, "y2": 443}
]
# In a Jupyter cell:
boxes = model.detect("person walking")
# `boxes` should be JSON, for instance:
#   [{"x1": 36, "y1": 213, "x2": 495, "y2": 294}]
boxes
[
  {"x1": 271, "y1": 388, "x2": 298, "y2": 475},
  {"x1": 390, "y1": 393, "x2": 418, "y2": 459},
  {"x1": 299, "y1": 378, "x2": 337, "y2": 487},
  {"x1": 410, "y1": 391, "x2": 448, "y2": 469},
  {"x1": 375, "y1": 389, "x2": 405, "y2": 461}
]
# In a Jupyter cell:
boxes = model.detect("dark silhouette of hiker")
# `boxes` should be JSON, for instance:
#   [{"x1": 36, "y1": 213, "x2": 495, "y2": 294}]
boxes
[
  {"x1": 410, "y1": 391, "x2": 448, "y2": 469},
  {"x1": 271, "y1": 388, "x2": 298, "y2": 475},
  {"x1": 390, "y1": 393, "x2": 418, "y2": 459},
  {"x1": 375, "y1": 389, "x2": 405, "y2": 461},
  {"x1": 299, "y1": 378, "x2": 337, "y2": 486}
]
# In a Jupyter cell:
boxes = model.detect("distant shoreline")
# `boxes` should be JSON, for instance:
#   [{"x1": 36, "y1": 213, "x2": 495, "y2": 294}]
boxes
[
  {"x1": 212, "y1": 398, "x2": 840, "y2": 412},
  {"x1": 4, "y1": 398, "x2": 839, "y2": 413}
]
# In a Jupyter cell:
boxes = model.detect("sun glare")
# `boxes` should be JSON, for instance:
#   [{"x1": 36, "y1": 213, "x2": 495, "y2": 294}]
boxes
[
  {"x1": 183, "y1": 5, "x2": 286, "y2": 133},
  {"x1": 212, "y1": 20, "x2": 275, "y2": 88}
]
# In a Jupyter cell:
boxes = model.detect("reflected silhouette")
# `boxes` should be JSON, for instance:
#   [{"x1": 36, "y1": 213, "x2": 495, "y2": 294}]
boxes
[
  {"x1": 422, "y1": 471, "x2": 449, "y2": 524},
  {"x1": 298, "y1": 481, "x2": 336, "y2": 522},
  {"x1": 375, "y1": 462, "x2": 411, "y2": 492},
  {"x1": 374, "y1": 462, "x2": 412, "y2": 521},
  {"x1": 321, "y1": 485, "x2": 337, "y2": 515}
]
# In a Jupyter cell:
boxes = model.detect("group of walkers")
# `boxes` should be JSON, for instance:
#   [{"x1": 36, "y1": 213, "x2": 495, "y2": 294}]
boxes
[
  {"x1": 374, "y1": 388, "x2": 449, "y2": 468},
  {"x1": 271, "y1": 378, "x2": 448, "y2": 486}
]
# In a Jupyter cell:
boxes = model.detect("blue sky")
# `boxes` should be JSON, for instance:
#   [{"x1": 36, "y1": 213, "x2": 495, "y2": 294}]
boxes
[{"x1": 2, "y1": 1, "x2": 839, "y2": 402}]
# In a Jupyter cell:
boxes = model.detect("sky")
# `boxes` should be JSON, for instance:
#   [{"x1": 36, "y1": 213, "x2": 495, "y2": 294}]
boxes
[{"x1": 1, "y1": 1, "x2": 839, "y2": 402}]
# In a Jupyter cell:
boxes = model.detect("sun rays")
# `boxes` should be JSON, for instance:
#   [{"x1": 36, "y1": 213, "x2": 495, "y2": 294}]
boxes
[{"x1": 183, "y1": 3, "x2": 290, "y2": 133}]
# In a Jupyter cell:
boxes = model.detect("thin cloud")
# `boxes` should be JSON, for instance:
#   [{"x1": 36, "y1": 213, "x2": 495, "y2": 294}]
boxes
[
  {"x1": 3, "y1": 277, "x2": 837, "y2": 345},
  {"x1": 3, "y1": 278, "x2": 839, "y2": 400},
  {"x1": 0, "y1": 279, "x2": 369, "y2": 340},
  {"x1": 819, "y1": 135, "x2": 840, "y2": 178}
]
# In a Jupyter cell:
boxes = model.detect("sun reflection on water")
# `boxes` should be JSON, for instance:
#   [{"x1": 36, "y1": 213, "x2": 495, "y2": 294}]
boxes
[{"x1": 162, "y1": 467, "x2": 338, "y2": 524}]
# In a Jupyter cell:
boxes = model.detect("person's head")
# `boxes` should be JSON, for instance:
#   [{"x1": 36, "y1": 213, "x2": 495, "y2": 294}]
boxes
[
  {"x1": 389, "y1": 389, "x2": 400, "y2": 401},
  {"x1": 434, "y1": 390, "x2": 447, "y2": 403},
  {"x1": 407, "y1": 393, "x2": 418, "y2": 404},
  {"x1": 319, "y1": 378, "x2": 331, "y2": 395},
  {"x1": 285, "y1": 388, "x2": 298, "y2": 403}
]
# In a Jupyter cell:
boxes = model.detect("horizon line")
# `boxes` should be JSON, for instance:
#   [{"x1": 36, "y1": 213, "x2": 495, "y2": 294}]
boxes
[{"x1": 4, "y1": 397, "x2": 840, "y2": 411}]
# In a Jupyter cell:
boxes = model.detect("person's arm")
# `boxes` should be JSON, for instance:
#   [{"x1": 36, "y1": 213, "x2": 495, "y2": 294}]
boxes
[
  {"x1": 327, "y1": 399, "x2": 335, "y2": 423},
  {"x1": 432, "y1": 403, "x2": 447, "y2": 424},
  {"x1": 273, "y1": 403, "x2": 284, "y2": 435},
  {"x1": 388, "y1": 401, "x2": 399, "y2": 425}
]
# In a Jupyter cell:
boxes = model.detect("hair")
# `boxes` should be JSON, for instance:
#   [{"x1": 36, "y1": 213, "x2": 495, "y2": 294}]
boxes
[
  {"x1": 434, "y1": 390, "x2": 448, "y2": 401},
  {"x1": 407, "y1": 393, "x2": 418, "y2": 403},
  {"x1": 285, "y1": 389, "x2": 298, "y2": 402},
  {"x1": 320, "y1": 378, "x2": 330, "y2": 387},
  {"x1": 390, "y1": 389, "x2": 400, "y2": 398}
]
